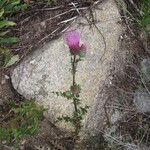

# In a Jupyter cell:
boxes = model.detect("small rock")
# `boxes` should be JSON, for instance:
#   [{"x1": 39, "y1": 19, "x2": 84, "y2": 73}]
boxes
[
  {"x1": 1, "y1": 75, "x2": 10, "y2": 85},
  {"x1": 134, "y1": 90, "x2": 150, "y2": 113},
  {"x1": 141, "y1": 59, "x2": 150, "y2": 82},
  {"x1": 40, "y1": 21, "x2": 46, "y2": 28},
  {"x1": 2, "y1": 140, "x2": 7, "y2": 144},
  {"x1": 1, "y1": 78, "x2": 6, "y2": 85},
  {"x1": 110, "y1": 110, "x2": 122, "y2": 124},
  {"x1": 4, "y1": 75, "x2": 10, "y2": 80}
]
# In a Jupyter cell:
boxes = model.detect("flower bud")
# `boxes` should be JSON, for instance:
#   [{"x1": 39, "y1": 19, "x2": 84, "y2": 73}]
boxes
[
  {"x1": 79, "y1": 43, "x2": 87, "y2": 57},
  {"x1": 71, "y1": 86, "x2": 78, "y2": 95},
  {"x1": 71, "y1": 84, "x2": 81, "y2": 95}
]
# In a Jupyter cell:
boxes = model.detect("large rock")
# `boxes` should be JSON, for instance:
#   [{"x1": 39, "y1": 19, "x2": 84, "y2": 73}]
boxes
[{"x1": 11, "y1": 0, "x2": 122, "y2": 134}]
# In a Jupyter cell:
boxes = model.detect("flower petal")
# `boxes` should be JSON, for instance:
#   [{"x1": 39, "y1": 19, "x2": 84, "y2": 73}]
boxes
[{"x1": 64, "y1": 30, "x2": 80, "y2": 49}]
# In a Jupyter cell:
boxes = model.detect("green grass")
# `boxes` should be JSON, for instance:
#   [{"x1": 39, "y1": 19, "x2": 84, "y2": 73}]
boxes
[
  {"x1": 138, "y1": 0, "x2": 150, "y2": 32},
  {"x1": 0, "y1": 100, "x2": 46, "y2": 145}
]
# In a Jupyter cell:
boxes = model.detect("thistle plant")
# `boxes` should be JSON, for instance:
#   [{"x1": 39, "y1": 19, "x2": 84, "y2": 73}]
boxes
[{"x1": 53, "y1": 30, "x2": 89, "y2": 141}]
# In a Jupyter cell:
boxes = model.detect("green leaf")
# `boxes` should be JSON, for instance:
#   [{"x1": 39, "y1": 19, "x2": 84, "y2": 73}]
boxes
[
  {"x1": 64, "y1": 91, "x2": 72, "y2": 99},
  {"x1": 5, "y1": 54, "x2": 19, "y2": 67},
  {"x1": 79, "y1": 51, "x2": 86, "y2": 58},
  {"x1": 0, "y1": 20, "x2": 16, "y2": 28},
  {"x1": 0, "y1": 36, "x2": 19, "y2": 44},
  {"x1": 142, "y1": 15, "x2": 150, "y2": 26},
  {"x1": 3, "y1": 0, "x2": 20, "y2": 13},
  {"x1": 0, "y1": 30, "x2": 10, "y2": 36},
  {"x1": 0, "y1": 0, "x2": 7, "y2": 8},
  {"x1": 0, "y1": 8, "x2": 4, "y2": 18},
  {"x1": 0, "y1": 47, "x2": 12, "y2": 66}
]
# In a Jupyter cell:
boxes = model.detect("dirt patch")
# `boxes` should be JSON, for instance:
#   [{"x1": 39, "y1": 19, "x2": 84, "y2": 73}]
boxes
[{"x1": 24, "y1": 119, "x2": 73, "y2": 150}]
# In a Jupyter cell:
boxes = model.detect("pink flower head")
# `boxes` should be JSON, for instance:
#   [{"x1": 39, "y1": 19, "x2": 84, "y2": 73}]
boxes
[{"x1": 64, "y1": 30, "x2": 80, "y2": 55}]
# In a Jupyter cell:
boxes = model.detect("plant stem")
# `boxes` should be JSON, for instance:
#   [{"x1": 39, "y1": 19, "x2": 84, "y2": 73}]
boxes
[
  {"x1": 72, "y1": 55, "x2": 78, "y2": 113},
  {"x1": 72, "y1": 55, "x2": 80, "y2": 139}
]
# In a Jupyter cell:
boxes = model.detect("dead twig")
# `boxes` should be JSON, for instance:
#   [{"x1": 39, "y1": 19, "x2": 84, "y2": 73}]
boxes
[{"x1": 0, "y1": 110, "x2": 12, "y2": 123}]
